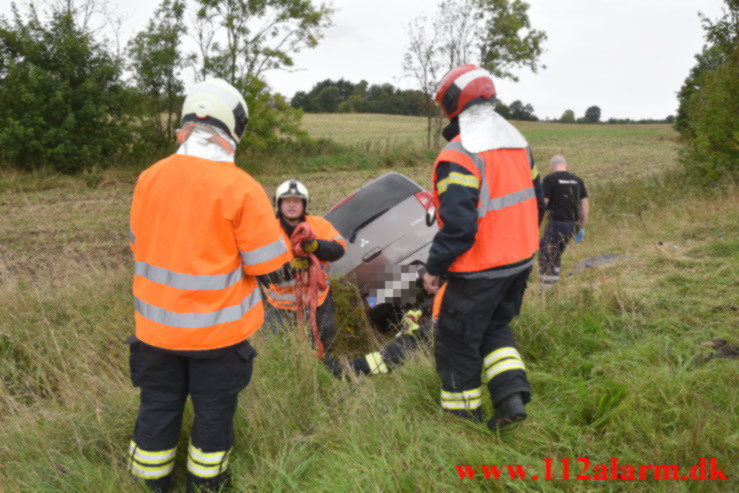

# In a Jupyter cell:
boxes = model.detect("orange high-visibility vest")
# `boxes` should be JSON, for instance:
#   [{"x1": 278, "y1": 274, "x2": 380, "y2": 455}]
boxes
[
  {"x1": 432, "y1": 136, "x2": 538, "y2": 273},
  {"x1": 129, "y1": 154, "x2": 292, "y2": 351},
  {"x1": 265, "y1": 214, "x2": 346, "y2": 311}
]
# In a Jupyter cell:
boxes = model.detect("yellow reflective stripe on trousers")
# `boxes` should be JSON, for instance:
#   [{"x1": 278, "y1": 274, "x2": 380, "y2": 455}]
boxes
[
  {"x1": 441, "y1": 388, "x2": 483, "y2": 410},
  {"x1": 128, "y1": 441, "x2": 176, "y2": 479},
  {"x1": 187, "y1": 444, "x2": 231, "y2": 478},
  {"x1": 483, "y1": 347, "x2": 521, "y2": 369},
  {"x1": 365, "y1": 352, "x2": 388, "y2": 375},
  {"x1": 187, "y1": 457, "x2": 230, "y2": 478},
  {"x1": 188, "y1": 443, "x2": 229, "y2": 465},
  {"x1": 437, "y1": 172, "x2": 480, "y2": 194},
  {"x1": 128, "y1": 441, "x2": 176, "y2": 465},
  {"x1": 130, "y1": 460, "x2": 175, "y2": 479},
  {"x1": 484, "y1": 359, "x2": 526, "y2": 382}
]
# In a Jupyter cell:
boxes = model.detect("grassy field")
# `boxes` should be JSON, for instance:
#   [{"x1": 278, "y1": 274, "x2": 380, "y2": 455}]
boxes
[{"x1": 0, "y1": 114, "x2": 736, "y2": 491}]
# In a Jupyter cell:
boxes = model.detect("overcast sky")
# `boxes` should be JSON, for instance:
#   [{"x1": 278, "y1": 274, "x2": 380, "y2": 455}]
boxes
[{"x1": 3, "y1": 0, "x2": 727, "y2": 119}]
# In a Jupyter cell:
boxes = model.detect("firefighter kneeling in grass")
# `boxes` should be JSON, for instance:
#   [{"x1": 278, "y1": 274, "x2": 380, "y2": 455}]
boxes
[
  {"x1": 327, "y1": 280, "x2": 448, "y2": 378},
  {"x1": 263, "y1": 180, "x2": 346, "y2": 354},
  {"x1": 423, "y1": 64, "x2": 545, "y2": 431}
]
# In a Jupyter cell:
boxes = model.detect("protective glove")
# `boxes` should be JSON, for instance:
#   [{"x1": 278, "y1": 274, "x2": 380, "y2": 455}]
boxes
[
  {"x1": 575, "y1": 228, "x2": 585, "y2": 242},
  {"x1": 290, "y1": 257, "x2": 310, "y2": 271},
  {"x1": 301, "y1": 239, "x2": 319, "y2": 253},
  {"x1": 398, "y1": 308, "x2": 423, "y2": 336}
]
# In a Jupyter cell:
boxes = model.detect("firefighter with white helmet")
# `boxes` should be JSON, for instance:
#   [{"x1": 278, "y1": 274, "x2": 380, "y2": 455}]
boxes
[
  {"x1": 423, "y1": 65, "x2": 545, "y2": 430},
  {"x1": 263, "y1": 179, "x2": 346, "y2": 354},
  {"x1": 127, "y1": 78, "x2": 293, "y2": 492}
]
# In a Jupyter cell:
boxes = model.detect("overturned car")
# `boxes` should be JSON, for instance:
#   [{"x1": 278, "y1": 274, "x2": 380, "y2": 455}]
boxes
[{"x1": 323, "y1": 172, "x2": 438, "y2": 332}]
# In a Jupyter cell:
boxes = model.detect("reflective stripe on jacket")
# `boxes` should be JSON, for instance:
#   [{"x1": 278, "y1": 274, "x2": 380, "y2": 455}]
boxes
[
  {"x1": 130, "y1": 153, "x2": 292, "y2": 350},
  {"x1": 265, "y1": 214, "x2": 346, "y2": 310},
  {"x1": 431, "y1": 133, "x2": 538, "y2": 273}
]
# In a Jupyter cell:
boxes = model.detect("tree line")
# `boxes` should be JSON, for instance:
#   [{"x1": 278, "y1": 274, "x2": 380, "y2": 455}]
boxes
[
  {"x1": 290, "y1": 78, "x2": 540, "y2": 121},
  {"x1": 555, "y1": 107, "x2": 674, "y2": 124}
]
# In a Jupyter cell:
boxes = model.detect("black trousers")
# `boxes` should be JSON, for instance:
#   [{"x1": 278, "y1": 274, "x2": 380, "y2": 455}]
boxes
[
  {"x1": 350, "y1": 319, "x2": 432, "y2": 375},
  {"x1": 128, "y1": 338, "x2": 255, "y2": 490},
  {"x1": 434, "y1": 268, "x2": 532, "y2": 415},
  {"x1": 539, "y1": 220, "x2": 577, "y2": 282},
  {"x1": 263, "y1": 291, "x2": 338, "y2": 351}
]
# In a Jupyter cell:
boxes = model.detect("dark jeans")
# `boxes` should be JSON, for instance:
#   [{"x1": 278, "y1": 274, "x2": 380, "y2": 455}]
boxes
[{"x1": 539, "y1": 220, "x2": 577, "y2": 282}]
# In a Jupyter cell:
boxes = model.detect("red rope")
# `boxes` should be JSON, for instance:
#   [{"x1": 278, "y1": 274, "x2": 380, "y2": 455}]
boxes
[{"x1": 290, "y1": 222, "x2": 327, "y2": 358}]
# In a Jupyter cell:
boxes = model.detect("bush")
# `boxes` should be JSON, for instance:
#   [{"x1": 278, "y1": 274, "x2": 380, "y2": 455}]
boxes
[
  {"x1": 679, "y1": 44, "x2": 739, "y2": 182},
  {"x1": 675, "y1": 0, "x2": 738, "y2": 183},
  {"x1": 0, "y1": 5, "x2": 131, "y2": 173}
]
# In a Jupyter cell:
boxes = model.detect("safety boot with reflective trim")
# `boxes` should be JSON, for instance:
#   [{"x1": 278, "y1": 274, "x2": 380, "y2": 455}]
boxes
[{"x1": 487, "y1": 392, "x2": 527, "y2": 431}]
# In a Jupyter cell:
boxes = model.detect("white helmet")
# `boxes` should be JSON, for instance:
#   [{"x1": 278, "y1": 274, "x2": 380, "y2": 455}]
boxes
[
  {"x1": 275, "y1": 179, "x2": 309, "y2": 210},
  {"x1": 181, "y1": 78, "x2": 249, "y2": 142}
]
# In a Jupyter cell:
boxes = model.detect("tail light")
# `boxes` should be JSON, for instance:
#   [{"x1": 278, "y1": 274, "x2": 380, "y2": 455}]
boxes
[
  {"x1": 415, "y1": 190, "x2": 437, "y2": 226},
  {"x1": 414, "y1": 190, "x2": 433, "y2": 210}
]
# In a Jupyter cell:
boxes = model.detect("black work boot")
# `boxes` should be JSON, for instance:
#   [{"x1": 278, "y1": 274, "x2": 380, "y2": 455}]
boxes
[
  {"x1": 322, "y1": 353, "x2": 347, "y2": 379},
  {"x1": 186, "y1": 471, "x2": 230, "y2": 493},
  {"x1": 487, "y1": 393, "x2": 527, "y2": 431},
  {"x1": 129, "y1": 475, "x2": 171, "y2": 493},
  {"x1": 444, "y1": 408, "x2": 483, "y2": 424}
]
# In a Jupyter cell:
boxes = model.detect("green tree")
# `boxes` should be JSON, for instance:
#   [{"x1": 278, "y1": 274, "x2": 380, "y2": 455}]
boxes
[
  {"x1": 316, "y1": 86, "x2": 341, "y2": 112},
  {"x1": 676, "y1": 0, "x2": 738, "y2": 181},
  {"x1": 128, "y1": 0, "x2": 190, "y2": 149},
  {"x1": 559, "y1": 109, "x2": 575, "y2": 123},
  {"x1": 508, "y1": 100, "x2": 538, "y2": 121},
  {"x1": 494, "y1": 100, "x2": 511, "y2": 119},
  {"x1": 476, "y1": 0, "x2": 548, "y2": 81},
  {"x1": 585, "y1": 105, "x2": 601, "y2": 123},
  {"x1": 403, "y1": 0, "x2": 546, "y2": 146},
  {"x1": 675, "y1": 0, "x2": 737, "y2": 136},
  {"x1": 0, "y1": 2, "x2": 130, "y2": 172},
  {"x1": 193, "y1": 0, "x2": 334, "y2": 147}
]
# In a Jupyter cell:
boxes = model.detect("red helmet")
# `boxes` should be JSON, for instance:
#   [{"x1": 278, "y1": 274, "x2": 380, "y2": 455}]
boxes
[{"x1": 434, "y1": 64, "x2": 496, "y2": 119}]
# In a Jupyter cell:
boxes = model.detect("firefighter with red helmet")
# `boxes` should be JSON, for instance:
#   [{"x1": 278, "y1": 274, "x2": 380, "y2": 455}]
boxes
[{"x1": 423, "y1": 65, "x2": 545, "y2": 430}]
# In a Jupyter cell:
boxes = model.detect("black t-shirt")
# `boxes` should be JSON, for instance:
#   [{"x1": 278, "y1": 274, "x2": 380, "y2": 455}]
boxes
[{"x1": 543, "y1": 171, "x2": 588, "y2": 222}]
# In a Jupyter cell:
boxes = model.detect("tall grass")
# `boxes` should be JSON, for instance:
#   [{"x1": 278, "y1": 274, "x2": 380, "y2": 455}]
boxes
[{"x1": 0, "y1": 118, "x2": 736, "y2": 491}]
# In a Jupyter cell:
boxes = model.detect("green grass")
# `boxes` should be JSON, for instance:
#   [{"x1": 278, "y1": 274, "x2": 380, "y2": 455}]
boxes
[{"x1": 0, "y1": 116, "x2": 736, "y2": 491}]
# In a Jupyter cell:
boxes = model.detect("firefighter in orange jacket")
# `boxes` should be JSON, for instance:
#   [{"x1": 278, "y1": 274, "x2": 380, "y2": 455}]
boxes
[
  {"x1": 423, "y1": 65, "x2": 545, "y2": 430},
  {"x1": 262, "y1": 179, "x2": 346, "y2": 353},
  {"x1": 127, "y1": 79, "x2": 292, "y2": 492}
]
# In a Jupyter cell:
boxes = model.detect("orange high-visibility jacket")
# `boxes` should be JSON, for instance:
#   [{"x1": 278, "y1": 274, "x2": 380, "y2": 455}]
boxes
[
  {"x1": 129, "y1": 154, "x2": 292, "y2": 351},
  {"x1": 432, "y1": 136, "x2": 539, "y2": 273},
  {"x1": 265, "y1": 214, "x2": 346, "y2": 311}
]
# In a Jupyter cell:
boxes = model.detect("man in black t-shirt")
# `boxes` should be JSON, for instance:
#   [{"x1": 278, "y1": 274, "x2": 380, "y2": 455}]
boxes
[{"x1": 539, "y1": 155, "x2": 590, "y2": 285}]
